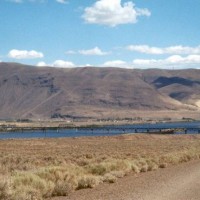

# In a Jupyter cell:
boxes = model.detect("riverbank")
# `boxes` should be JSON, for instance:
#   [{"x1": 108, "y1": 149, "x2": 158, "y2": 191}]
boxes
[
  {"x1": 0, "y1": 113, "x2": 198, "y2": 133},
  {"x1": 1, "y1": 134, "x2": 200, "y2": 199},
  {"x1": 0, "y1": 118, "x2": 199, "y2": 134}
]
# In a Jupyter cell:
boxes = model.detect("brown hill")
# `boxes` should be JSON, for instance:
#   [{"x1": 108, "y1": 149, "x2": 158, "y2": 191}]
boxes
[{"x1": 0, "y1": 62, "x2": 199, "y2": 120}]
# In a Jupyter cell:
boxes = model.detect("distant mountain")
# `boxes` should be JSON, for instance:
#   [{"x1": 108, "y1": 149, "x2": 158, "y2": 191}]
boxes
[{"x1": 0, "y1": 62, "x2": 199, "y2": 120}]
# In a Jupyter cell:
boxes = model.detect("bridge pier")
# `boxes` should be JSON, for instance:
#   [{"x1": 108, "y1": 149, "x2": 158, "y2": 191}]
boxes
[{"x1": 135, "y1": 129, "x2": 138, "y2": 133}]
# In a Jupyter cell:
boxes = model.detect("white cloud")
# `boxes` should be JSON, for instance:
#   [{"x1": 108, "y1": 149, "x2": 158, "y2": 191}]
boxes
[
  {"x1": 79, "y1": 47, "x2": 110, "y2": 56},
  {"x1": 8, "y1": 49, "x2": 44, "y2": 59},
  {"x1": 82, "y1": 0, "x2": 151, "y2": 27},
  {"x1": 132, "y1": 55, "x2": 200, "y2": 68},
  {"x1": 52, "y1": 60, "x2": 75, "y2": 68},
  {"x1": 85, "y1": 64, "x2": 93, "y2": 67},
  {"x1": 100, "y1": 55, "x2": 200, "y2": 69},
  {"x1": 127, "y1": 45, "x2": 163, "y2": 54},
  {"x1": 65, "y1": 47, "x2": 110, "y2": 56},
  {"x1": 103, "y1": 60, "x2": 131, "y2": 68},
  {"x1": 127, "y1": 45, "x2": 200, "y2": 55},
  {"x1": 133, "y1": 59, "x2": 158, "y2": 66},
  {"x1": 37, "y1": 60, "x2": 75, "y2": 68},
  {"x1": 37, "y1": 61, "x2": 47, "y2": 67}
]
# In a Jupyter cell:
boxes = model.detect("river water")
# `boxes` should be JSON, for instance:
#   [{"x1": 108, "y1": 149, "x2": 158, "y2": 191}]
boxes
[{"x1": 0, "y1": 121, "x2": 200, "y2": 140}]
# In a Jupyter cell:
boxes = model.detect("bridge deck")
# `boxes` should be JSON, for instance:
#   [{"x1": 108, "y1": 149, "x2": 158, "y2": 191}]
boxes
[{"x1": 0, "y1": 126, "x2": 199, "y2": 134}]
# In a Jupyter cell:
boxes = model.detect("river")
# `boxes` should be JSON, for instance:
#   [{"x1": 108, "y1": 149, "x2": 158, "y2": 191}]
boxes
[{"x1": 0, "y1": 121, "x2": 200, "y2": 139}]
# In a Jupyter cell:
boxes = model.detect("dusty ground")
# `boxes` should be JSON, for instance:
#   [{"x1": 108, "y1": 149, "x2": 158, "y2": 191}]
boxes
[
  {"x1": 55, "y1": 160, "x2": 200, "y2": 200},
  {"x1": 1, "y1": 134, "x2": 200, "y2": 199},
  {"x1": 1, "y1": 134, "x2": 200, "y2": 171}
]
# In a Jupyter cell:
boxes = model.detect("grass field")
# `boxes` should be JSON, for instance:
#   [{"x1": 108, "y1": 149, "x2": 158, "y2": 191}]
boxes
[{"x1": 1, "y1": 134, "x2": 200, "y2": 199}]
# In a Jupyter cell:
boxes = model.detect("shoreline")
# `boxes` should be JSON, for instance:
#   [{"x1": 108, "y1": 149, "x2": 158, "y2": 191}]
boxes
[{"x1": 0, "y1": 119, "x2": 199, "y2": 133}]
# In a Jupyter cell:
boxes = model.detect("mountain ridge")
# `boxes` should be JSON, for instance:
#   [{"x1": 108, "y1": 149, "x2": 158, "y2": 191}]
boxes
[{"x1": 0, "y1": 62, "x2": 199, "y2": 120}]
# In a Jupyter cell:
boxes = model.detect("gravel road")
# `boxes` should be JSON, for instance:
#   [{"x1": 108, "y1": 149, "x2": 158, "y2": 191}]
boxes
[{"x1": 54, "y1": 160, "x2": 200, "y2": 200}]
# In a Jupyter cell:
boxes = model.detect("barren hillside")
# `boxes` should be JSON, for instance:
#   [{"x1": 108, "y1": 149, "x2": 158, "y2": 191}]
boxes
[{"x1": 0, "y1": 62, "x2": 199, "y2": 120}]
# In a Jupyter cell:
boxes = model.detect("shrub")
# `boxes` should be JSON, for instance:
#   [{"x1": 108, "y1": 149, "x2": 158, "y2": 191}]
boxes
[
  {"x1": 131, "y1": 163, "x2": 140, "y2": 173},
  {"x1": 109, "y1": 171, "x2": 125, "y2": 178},
  {"x1": 52, "y1": 180, "x2": 73, "y2": 196},
  {"x1": 12, "y1": 172, "x2": 54, "y2": 198},
  {"x1": 11, "y1": 187, "x2": 42, "y2": 200},
  {"x1": 0, "y1": 179, "x2": 11, "y2": 200},
  {"x1": 103, "y1": 173, "x2": 117, "y2": 183},
  {"x1": 88, "y1": 164, "x2": 107, "y2": 175},
  {"x1": 77, "y1": 175, "x2": 100, "y2": 189}
]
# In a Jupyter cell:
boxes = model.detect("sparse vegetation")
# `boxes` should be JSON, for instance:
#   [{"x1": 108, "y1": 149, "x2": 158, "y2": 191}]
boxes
[{"x1": 1, "y1": 134, "x2": 200, "y2": 199}]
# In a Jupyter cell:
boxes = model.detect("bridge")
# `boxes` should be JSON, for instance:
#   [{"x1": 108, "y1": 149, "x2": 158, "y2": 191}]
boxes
[
  {"x1": 76, "y1": 127, "x2": 200, "y2": 134},
  {"x1": 0, "y1": 125, "x2": 200, "y2": 134}
]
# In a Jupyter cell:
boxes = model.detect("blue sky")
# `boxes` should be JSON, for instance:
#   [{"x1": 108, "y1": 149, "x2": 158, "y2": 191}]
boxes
[{"x1": 0, "y1": 0, "x2": 200, "y2": 69}]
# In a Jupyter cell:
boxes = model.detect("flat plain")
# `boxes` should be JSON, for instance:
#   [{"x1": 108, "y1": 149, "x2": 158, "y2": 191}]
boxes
[{"x1": 1, "y1": 134, "x2": 200, "y2": 199}]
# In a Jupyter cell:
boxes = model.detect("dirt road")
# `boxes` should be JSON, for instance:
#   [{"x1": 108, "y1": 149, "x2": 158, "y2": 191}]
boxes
[{"x1": 54, "y1": 160, "x2": 200, "y2": 200}]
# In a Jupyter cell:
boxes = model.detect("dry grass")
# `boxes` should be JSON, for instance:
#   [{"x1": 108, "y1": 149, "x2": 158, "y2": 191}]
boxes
[{"x1": 1, "y1": 134, "x2": 200, "y2": 199}]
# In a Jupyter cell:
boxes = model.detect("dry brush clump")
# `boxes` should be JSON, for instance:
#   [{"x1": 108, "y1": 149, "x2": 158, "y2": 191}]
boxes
[
  {"x1": 0, "y1": 177, "x2": 11, "y2": 200},
  {"x1": 1, "y1": 134, "x2": 200, "y2": 199}
]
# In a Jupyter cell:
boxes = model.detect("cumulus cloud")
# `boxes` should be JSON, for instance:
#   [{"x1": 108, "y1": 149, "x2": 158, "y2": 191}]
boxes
[
  {"x1": 103, "y1": 60, "x2": 130, "y2": 68},
  {"x1": 79, "y1": 47, "x2": 110, "y2": 56},
  {"x1": 82, "y1": 0, "x2": 151, "y2": 27},
  {"x1": 127, "y1": 45, "x2": 163, "y2": 54},
  {"x1": 37, "y1": 55, "x2": 200, "y2": 69},
  {"x1": 8, "y1": 49, "x2": 44, "y2": 59},
  {"x1": 37, "y1": 61, "x2": 47, "y2": 67},
  {"x1": 52, "y1": 60, "x2": 75, "y2": 68},
  {"x1": 37, "y1": 60, "x2": 75, "y2": 68},
  {"x1": 127, "y1": 45, "x2": 200, "y2": 55},
  {"x1": 132, "y1": 55, "x2": 200, "y2": 68},
  {"x1": 66, "y1": 47, "x2": 110, "y2": 56},
  {"x1": 100, "y1": 55, "x2": 200, "y2": 69}
]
